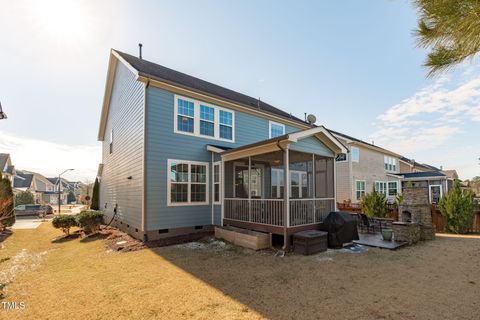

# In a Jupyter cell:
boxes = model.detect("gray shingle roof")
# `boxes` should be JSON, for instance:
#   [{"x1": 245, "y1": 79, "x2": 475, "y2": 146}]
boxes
[
  {"x1": 0, "y1": 153, "x2": 9, "y2": 171},
  {"x1": 115, "y1": 50, "x2": 307, "y2": 125},
  {"x1": 13, "y1": 172, "x2": 33, "y2": 188},
  {"x1": 397, "y1": 171, "x2": 446, "y2": 179},
  {"x1": 399, "y1": 156, "x2": 440, "y2": 171}
]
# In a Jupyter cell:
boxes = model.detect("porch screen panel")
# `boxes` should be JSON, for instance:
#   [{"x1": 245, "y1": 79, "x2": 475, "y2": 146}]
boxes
[
  {"x1": 326, "y1": 158, "x2": 334, "y2": 197},
  {"x1": 315, "y1": 156, "x2": 334, "y2": 198}
]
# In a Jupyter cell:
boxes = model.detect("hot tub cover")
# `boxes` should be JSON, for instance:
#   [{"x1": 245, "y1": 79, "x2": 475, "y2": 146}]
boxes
[{"x1": 322, "y1": 211, "x2": 360, "y2": 248}]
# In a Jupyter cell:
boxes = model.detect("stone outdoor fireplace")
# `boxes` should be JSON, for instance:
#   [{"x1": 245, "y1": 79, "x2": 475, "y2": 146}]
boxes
[{"x1": 393, "y1": 186, "x2": 435, "y2": 244}]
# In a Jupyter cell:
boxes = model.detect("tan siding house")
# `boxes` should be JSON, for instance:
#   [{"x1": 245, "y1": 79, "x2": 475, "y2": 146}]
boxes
[{"x1": 331, "y1": 131, "x2": 402, "y2": 204}]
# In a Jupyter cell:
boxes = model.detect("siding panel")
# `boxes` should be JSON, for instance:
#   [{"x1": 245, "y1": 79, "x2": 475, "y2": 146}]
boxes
[{"x1": 99, "y1": 62, "x2": 145, "y2": 231}]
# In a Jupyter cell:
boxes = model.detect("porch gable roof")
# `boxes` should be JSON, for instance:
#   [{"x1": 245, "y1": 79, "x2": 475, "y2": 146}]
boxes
[{"x1": 216, "y1": 126, "x2": 347, "y2": 161}]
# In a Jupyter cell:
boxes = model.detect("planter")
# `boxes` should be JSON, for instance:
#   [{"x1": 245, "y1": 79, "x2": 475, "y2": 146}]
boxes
[
  {"x1": 382, "y1": 229, "x2": 393, "y2": 241},
  {"x1": 214, "y1": 226, "x2": 271, "y2": 250}
]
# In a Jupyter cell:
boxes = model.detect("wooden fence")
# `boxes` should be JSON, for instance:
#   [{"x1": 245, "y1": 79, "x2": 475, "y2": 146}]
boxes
[
  {"x1": 338, "y1": 202, "x2": 480, "y2": 233},
  {"x1": 337, "y1": 202, "x2": 398, "y2": 220},
  {"x1": 431, "y1": 205, "x2": 480, "y2": 233}
]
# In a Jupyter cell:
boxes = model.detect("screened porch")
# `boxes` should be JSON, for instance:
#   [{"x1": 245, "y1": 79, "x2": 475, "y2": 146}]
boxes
[{"x1": 222, "y1": 149, "x2": 336, "y2": 232}]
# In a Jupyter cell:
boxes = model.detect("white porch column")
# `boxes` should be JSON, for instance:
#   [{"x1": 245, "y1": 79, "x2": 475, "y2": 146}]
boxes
[
  {"x1": 284, "y1": 147, "x2": 290, "y2": 228},
  {"x1": 221, "y1": 159, "x2": 225, "y2": 226},
  {"x1": 211, "y1": 152, "x2": 214, "y2": 225},
  {"x1": 248, "y1": 156, "x2": 252, "y2": 222},
  {"x1": 333, "y1": 155, "x2": 338, "y2": 211}
]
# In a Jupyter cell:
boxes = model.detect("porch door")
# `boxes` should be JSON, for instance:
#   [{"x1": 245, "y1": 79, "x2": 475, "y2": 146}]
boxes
[
  {"x1": 429, "y1": 185, "x2": 442, "y2": 204},
  {"x1": 234, "y1": 164, "x2": 263, "y2": 198}
]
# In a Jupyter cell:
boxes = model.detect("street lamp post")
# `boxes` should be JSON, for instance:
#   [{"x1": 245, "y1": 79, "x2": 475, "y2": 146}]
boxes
[{"x1": 58, "y1": 169, "x2": 74, "y2": 214}]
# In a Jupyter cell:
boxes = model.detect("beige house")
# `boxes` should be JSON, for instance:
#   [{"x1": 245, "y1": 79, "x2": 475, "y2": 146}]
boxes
[
  {"x1": 330, "y1": 131, "x2": 402, "y2": 204},
  {"x1": 0, "y1": 153, "x2": 15, "y2": 187},
  {"x1": 399, "y1": 157, "x2": 441, "y2": 173}
]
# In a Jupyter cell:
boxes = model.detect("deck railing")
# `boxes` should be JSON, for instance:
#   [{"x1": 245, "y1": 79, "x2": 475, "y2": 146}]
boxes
[
  {"x1": 224, "y1": 198, "x2": 284, "y2": 226},
  {"x1": 224, "y1": 198, "x2": 335, "y2": 227}
]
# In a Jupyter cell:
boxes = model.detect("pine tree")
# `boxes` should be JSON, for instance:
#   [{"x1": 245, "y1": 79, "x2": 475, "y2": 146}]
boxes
[
  {"x1": 415, "y1": 0, "x2": 480, "y2": 76},
  {"x1": 438, "y1": 180, "x2": 475, "y2": 234},
  {"x1": 0, "y1": 173, "x2": 15, "y2": 229},
  {"x1": 91, "y1": 178, "x2": 99, "y2": 210}
]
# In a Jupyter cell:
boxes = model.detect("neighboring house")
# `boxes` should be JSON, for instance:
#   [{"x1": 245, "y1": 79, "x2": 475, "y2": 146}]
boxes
[
  {"x1": 395, "y1": 171, "x2": 449, "y2": 204},
  {"x1": 97, "y1": 49, "x2": 347, "y2": 245},
  {"x1": 14, "y1": 170, "x2": 59, "y2": 204},
  {"x1": 0, "y1": 153, "x2": 15, "y2": 186},
  {"x1": 330, "y1": 131, "x2": 402, "y2": 204},
  {"x1": 46, "y1": 177, "x2": 72, "y2": 204},
  {"x1": 399, "y1": 157, "x2": 441, "y2": 173},
  {"x1": 13, "y1": 171, "x2": 35, "y2": 195}
]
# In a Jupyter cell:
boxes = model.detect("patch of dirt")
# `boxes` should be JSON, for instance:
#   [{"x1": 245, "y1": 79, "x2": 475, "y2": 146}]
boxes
[{"x1": 100, "y1": 226, "x2": 146, "y2": 252}]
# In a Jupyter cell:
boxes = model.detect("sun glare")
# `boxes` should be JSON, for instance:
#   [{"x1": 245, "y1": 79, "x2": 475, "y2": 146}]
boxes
[{"x1": 27, "y1": 0, "x2": 89, "y2": 45}]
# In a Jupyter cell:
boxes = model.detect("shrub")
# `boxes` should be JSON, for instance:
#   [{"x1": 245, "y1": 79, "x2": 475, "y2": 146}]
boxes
[
  {"x1": 52, "y1": 215, "x2": 77, "y2": 235},
  {"x1": 76, "y1": 210, "x2": 104, "y2": 234},
  {"x1": 363, "y1": 186, "x2": 387, "y2": 218},
  {"x1": 438, "y1": 181, "x2": 475, "y2": 234},
  {"x1": 15, "y1": 191, "x2": 35, "y2": 206}
]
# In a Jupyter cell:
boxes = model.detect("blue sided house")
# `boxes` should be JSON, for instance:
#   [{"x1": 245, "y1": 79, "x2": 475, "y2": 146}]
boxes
[{"x1": 97, "y1": 49, "x2": 347, "y2": 247}]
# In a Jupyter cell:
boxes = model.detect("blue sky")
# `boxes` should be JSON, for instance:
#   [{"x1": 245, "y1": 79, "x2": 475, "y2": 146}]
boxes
[{"x1": 0, "y1": 0, "x2": 478, "y2": 180}]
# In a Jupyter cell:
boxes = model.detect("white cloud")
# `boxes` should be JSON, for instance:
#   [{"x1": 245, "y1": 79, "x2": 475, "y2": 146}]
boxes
[
  {"x1": 378, "y1": 76, "x2": 480, "y2": 127},
  {"x1": 0, "y1": 131, "x2": 101, "y2": 182},
  {"x1": 371, "y1": 66, "x2": 480, "y2": 180}
]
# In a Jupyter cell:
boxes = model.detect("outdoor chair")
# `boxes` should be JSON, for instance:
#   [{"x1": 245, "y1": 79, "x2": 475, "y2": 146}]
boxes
[{"x1": 358, "y1": 213, "x2": 376, "y2": 233}]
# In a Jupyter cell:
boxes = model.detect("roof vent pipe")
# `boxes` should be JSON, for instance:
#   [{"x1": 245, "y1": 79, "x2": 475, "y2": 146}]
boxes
[{"x1": 138, "y1": 43, "x2": 143, "y2": 59}]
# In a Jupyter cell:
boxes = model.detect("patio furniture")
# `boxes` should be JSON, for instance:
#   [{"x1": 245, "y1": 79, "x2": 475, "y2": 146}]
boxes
[
  {"x1": 358, "y1": 213, "x2": 376, "y2": 233},
  {"x1": 293, "y1": 230, "x2": 328, "y2": 255}
]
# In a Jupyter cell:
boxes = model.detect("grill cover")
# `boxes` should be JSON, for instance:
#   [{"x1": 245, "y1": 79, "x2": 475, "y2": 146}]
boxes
[{"x1": 321, "y1": 212, "x2": 360, "y2": 248}]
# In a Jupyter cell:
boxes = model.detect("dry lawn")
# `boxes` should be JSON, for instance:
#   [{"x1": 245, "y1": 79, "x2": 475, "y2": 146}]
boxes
[{"x1": 0, "y1": 223, "x2": 479, "y2": 320}]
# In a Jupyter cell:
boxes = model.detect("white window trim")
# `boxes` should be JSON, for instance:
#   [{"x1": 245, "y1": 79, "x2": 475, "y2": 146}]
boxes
[
  {"x1": 374, "y1": 181, "x2": 387, "y2": 194},
  {"x1": 351, "y1": 147, "x2": 360, "y2": 162},
  {"x1": 174, "y1": 94, "x2": 235, "y2": 143},
  {"x1": 384, "y1": 155, "x2": 397, "y2": 172},
  {"x1": 167, "y1": 159, "x2": 209, "y2": 207},
  {"x1": 269, "y1": 120, "x2": 285, "y2": 138},
  {"x1": 387, "y1": 181, "x2": 399, "y2": 196},
  {"x1": 428, "y1": 184, "x2": 443, "y2": 204},
  {"x1": 271, "y1": 168, "x2": 309, "y2": 199},
  {"x1": 233, "y1": 162, "x2": 265, "y2": 198},
  {"x1": 355, "y1": 180, "x2": 366, "y2": 200},
  {"x1": 213, "y1": 161, "x2": 221, "y2": 205}
]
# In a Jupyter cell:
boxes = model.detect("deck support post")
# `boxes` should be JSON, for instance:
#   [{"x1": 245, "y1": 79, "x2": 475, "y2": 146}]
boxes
[
  {"x1": 312, "y1": 153, "x2": 316, "y2": 223},
  {"x1": 283, "y1": 146, "x2": 290, "y2": 250},
  {"x1": 248, "y1": 156, "x2": 252, "y2": 222}
]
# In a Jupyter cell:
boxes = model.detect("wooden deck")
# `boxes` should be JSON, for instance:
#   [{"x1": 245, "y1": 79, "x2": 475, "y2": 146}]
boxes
[{"x1": 223, "y1": 218, "x2": 323, "y2": 236}]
